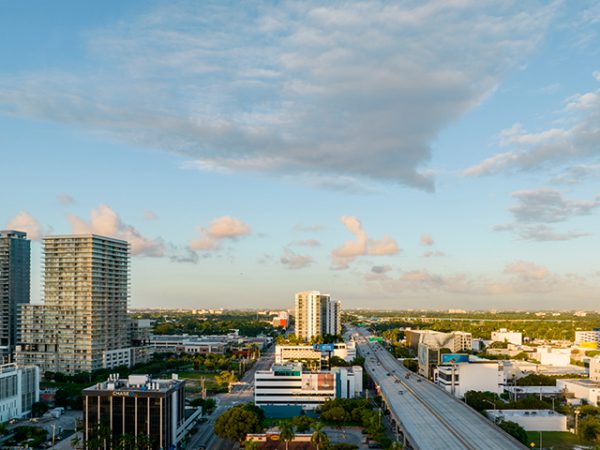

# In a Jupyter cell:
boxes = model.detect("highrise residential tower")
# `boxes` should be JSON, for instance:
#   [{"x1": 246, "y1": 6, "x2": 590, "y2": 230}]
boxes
[
  {"x1": 294, "y1": 291, "x2": 342, "y2": 340},
  {"x1": 16, "y1": 235, "x2": 129, "y2": 374},
  {"x1": 0, "y1": 230, "x2": 30, "y2": 361}
]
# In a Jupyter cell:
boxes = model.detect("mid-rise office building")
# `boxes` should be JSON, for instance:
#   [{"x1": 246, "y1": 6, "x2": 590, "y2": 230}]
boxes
[
  {"x1": 0, "y1": 230, "x2": 30, "y2": 360},
  {"x1": 16, "y1": 235, "x2": 130, "y2": 374},
  {"x1": 254, "y1": 362, "x2": 362, "y2": 412},
  {"x1": 0, "y1": 363, "x2": 39, "y2": 422},
  {"x1": 83, "y1": 374, "x2": 200, "y2": 450},
  {"x1": 295, "y1": 291, "x2": 342, "y2": 340},
  {"x1": 433, "y1": 357, "x2": 505, "y2": 398}
]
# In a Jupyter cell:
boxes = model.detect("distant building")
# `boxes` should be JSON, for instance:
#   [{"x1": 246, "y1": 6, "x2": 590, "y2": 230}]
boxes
[
  {"x1": 254, "y1": 362, "x2": 362, "y2": 412},
  {"x1": 590, "y1": 357, "x2": 600, "y2": 382},
  {"x1": 271, "y1": 311, "x2": 289, "y2": 328},
  {"x1": 434, "y1": 357, "x2": 505, "y2": 398},
  {"x1": 275, "y1": 342, "x2": 356, "y2": 368},
  {"x1": 0, "y1": 363, "x2": 39, "y2": 422},
  {"x1": 575, "y1": 330, "x2": 600, "y2": 348},
  {"x1": 556, "y1": 379, "x2": 600, "y2": 406},
  {"x1": 295, "y1": 291, "x2": 341, "y2": 340},
  {"x1": 406, "y1": 330, "x2": 472, "y2": 353},
  {"x1": 16, "y1": 235, "x2": 130, "y2": 374},
  {"x1": 83, "y1": 374, "x2": 200, "y2": 450},
  {"x1": 491, "y1": 329, "x2": 523, "y2": 346},
  {"x1": 486, "y1": 410, "x2": 567, "y2": 432},
  {"x1": 0, "y1": 230, "x2": 30, "y2": 360},
  {"x1": 536, "y1": 347, "x2": 571, "y2": 367}
]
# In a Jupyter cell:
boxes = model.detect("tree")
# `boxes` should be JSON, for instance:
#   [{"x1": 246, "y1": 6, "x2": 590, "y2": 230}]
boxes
[
  {"x1": 279, "y1": 421, "x2": 295, "y2": 450},
  {"x1": 244, "y1": 440, "x2": 259, "y2": 450},
  {"x1": 497, "y1": 419, "x2": 528, "y2": 445},
  {"x1": 292, "y1": 414, "x2": 313, "y2": 433},
  {"x1": 215, "y1": 370, "x2": 238, "y2": 390},
  {"x1": 578, "y1": 417, "x2": 600, "y2": 443},
  {"x1": 311, "y1": 422, "x2": 329, "y2": 450},
  {"x1": 321, "y1": 405, "x2": 348, "y2": 422},
  {"x1": 31, "y1": 401, "x2": 49, "y2": 417},
  {"x1": 214, "y1": 404, "x2": 264, "y2": 444}
]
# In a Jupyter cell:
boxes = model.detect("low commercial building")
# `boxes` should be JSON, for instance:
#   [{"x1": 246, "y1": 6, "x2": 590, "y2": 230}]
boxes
[
  {"x1": 590, "y1": 356, "x2": 600, "y2": 382},
  {"x1": 148, "y1": 335, "x2": 228, "y2": 354},
  {"x1": 254, "y1": 363, "x2": 362, "y2": 412},
  {"x1": 556, "y1": 379, "x2": 600, "y2": 406},
  {"x1": 486, "y1": 410, "x2": 567, "y2": 432},
  {"x1": 491, "y1": 329, "x2": 523, "y2": 346},
  {"x1": 0, "y1": 363, "x2": 39, "y2": 422},
  {"x1": 102, "y1": 346, "x2": 154, "y2": 369},
  {"x1": 433, "y1": 357, "x2": 505, "y2": 398},
  {"x1": 504, "y1": 385, "x2": 563, "y2": 401},
  {"x1": 536, "y1": 347, "x2": 571, "y2": 367},
  {"x1": 83, "y1": 374, "x2": 201, "y2": 450}
]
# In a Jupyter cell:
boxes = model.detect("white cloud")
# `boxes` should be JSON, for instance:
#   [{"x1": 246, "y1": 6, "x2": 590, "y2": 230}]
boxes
[
  {"x1": 291, "y1": 239, "x2": 320, "y2": 247},
  {"x1": 509, "y1": 188, "x2": 600, "y2": 223},
  {"x1": 423, "y1": 250, "x2": 445, "y2": 258},
  {"x1": 280, "y1": 248, "x2": 313, "y2": 270},
  {"x1": 504, "y1": 260, "x2": 549, "y2": 281},
  {"x1": 67, "y1": 204, "x2": 164, "y2": 256},
  {"x1": 190, "y1": 216, "x2": 251, "y2": 251},
  {"x1": 420, "y1": 233, "x2": 434, "y2": 246},
  {"x1": 0, "y1": 2, "x2": 557, "y2": 191},
  {"x1": 143, "y1": 210, "x2": 158, "y2": 221},
  {"x1": 331, "y1": 216, "x2": 399, "y2": 269},
  {"x1": 465, "y1": 71, "x2": 600, "y2": 177},
  {"x1": 594, "y1": 71, "x2": 600, "y2": 82},
  {"x1": 6, "y1": 211, "x2": 43, "y2": 240},
  {"x1": 57, "y1": 193, "x2": 75, "y2": 206}
]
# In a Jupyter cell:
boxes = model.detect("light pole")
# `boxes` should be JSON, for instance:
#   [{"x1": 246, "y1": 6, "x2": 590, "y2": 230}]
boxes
[
  {"x1": 539, "y1": 431, "x2": 542, "y2": 449},
  {"x1": 575, "y1": 409, "x2": 581, "y2": 435}
]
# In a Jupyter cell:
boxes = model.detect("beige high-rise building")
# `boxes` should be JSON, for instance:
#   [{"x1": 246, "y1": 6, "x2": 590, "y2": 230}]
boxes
[
  {"x1": 16, "y1": 235, "x2": 130, "y2": 374},
  {"x1": 294, "y1": 291, "x2": 341, "y2": 340}
]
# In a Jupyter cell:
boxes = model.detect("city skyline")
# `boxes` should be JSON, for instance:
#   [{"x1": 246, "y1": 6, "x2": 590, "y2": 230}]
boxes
[{"x1": 1, "y1": 1, "x2": 599, "y2": 310}]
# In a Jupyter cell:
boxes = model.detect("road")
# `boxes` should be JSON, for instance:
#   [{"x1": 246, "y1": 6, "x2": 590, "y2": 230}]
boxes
[
  {"x1": 185, "y1": 350, "x2": 274, "y2": 449},
  {"x1": 352, "y1": 327, "x2": 526, "y2": 450}
]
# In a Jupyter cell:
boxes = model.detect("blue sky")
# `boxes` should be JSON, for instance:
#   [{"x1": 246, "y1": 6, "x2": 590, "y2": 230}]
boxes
[{"x1": 1, "y1": 1, "x2": 599, "y2": 310}]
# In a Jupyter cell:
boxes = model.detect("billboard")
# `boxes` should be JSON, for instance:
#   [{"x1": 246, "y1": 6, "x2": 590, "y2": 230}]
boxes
[
  {"x1": 313, "y1": 344, "x2": 335, "y2": 352},
  {"x1": 441, "y1": 353, "x2": 469, "y2": 364}
]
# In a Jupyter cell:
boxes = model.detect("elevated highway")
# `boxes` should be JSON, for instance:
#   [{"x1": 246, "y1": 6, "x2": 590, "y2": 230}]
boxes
[{"x1": 352, "y1": 327, "x2": 526, "y2": 450}]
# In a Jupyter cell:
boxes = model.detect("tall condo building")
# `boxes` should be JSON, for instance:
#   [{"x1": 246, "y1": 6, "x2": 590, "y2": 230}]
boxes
[
  {"x1": 16, "y1": 235, "x2": 130, "y2": 374},
  {"x1": 294, "y1": 291, "x2": 342, "y2": 340},
  {"x1": 0, "y1": 230, "x2": 30, "y2": 361}
]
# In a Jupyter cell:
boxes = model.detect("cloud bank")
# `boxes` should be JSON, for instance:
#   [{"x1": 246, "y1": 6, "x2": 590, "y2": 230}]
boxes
[{"x1": 0, "y1": 1, "x2": 556, "y2": 191}]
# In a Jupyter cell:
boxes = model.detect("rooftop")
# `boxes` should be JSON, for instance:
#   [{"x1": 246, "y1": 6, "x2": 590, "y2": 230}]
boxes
[
  {"x1": 83, "y1": 374, "x2": 183, "y2": 394},
  {"x1": 486, "y1": 409, "x2": 566, "y2": 418}
]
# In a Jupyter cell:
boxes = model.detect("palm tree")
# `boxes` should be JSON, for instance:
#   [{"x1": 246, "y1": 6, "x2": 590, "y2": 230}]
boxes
[
  {"x1": 244, "y1": 439, "x2": 259, "y2": 450},
  {"x1": 389, "y1": 442, "x2": 404, "y2": 449},
  {"x1": 279, "y1": 421, "x2": 295, "y2": 450},
  {"x1": 310, "y1": 422, "x2": 329, "y2": 450}
]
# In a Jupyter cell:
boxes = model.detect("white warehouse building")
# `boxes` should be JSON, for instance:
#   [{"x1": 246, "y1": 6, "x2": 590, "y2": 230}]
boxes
[
  {"x1": 486, "y1": 410, "x2": 567, "y2": 432},
  {"x1": 434, "y1": 358, "x2": 505, "y2": 399}
]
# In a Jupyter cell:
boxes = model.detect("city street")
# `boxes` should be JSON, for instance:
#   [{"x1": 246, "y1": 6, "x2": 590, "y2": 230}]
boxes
[{"x1": 185, "y1": 350, "x2": 274, "y2": 449}]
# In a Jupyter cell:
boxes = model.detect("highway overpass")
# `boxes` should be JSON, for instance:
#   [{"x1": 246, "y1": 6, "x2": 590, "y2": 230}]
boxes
[{"x1": 352, "y1": 327, "x2": 526, "y2": 450}]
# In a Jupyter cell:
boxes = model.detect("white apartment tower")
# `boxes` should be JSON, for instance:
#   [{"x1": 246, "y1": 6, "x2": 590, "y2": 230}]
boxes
[
  {"x1": 16, "y1": 235, "x2": 130, "y2": 374},
  {"x1": 294, "y1": 291, "x2": 342, "y2": 340}
]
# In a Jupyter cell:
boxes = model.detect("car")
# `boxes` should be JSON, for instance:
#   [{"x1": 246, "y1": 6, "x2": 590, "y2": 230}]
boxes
[
  {"x1": 386, "y1": 373, "x2": 391, "y2": 376},
  {"x1": 417, "y1": 378, "x2": 422, "y2": 382}
]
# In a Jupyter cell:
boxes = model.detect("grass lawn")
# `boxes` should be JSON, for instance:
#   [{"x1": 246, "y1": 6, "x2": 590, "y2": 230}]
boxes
[{"x1": 525, "y1": 431, "x2": 594, "y2": 449}]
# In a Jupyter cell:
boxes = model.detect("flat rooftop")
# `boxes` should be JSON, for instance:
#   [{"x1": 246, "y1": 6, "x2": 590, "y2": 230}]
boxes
[{"x1": 487, "y1": 409, "x2": 565, "y2": 418}]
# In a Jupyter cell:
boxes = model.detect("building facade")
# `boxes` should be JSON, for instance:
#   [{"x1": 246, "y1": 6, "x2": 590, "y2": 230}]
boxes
[
  {"x1": 0, "y1": 363, "x2": 39, "y2": 422},
  {"x1": 0, "y1": 230, "x2": 30, "y2": 360},
  {"x1": 491, "y1": 329, "x2": 523, "y2": 346},
  {"x1": 275, "y1": 342, "x2": 356, "y2": 368},
  {"x1": 434, "y1": 359, "x2": 505, "y2": 398},
  {"x1": 294, "y1": 291, "x2": 342, "y2": 340},
  {"x1": 16, "y1": 235, "x2": 130, "y2": 374},
  {"x1": 83, "y1": 374, "x2": 199, "y2": 450}
]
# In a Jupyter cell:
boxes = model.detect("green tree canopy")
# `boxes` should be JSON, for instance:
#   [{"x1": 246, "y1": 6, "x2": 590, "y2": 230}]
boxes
[{"x1": 214, "y1": 404, "x2": 264, "y2": 443}]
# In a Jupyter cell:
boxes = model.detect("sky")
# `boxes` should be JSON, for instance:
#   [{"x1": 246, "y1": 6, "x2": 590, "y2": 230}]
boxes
[{"x1": 1, "y1": 0, "x2": 599, "y2": 310}]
